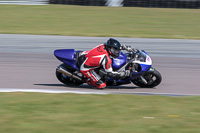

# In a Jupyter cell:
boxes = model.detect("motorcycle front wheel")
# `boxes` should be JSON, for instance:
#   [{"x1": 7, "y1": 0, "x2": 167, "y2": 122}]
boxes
[{"x1": 132, "y1": 69, "x2": 162, "y2": 88}]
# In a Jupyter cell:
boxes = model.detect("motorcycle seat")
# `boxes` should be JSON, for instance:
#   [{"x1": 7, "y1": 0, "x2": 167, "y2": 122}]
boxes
[{"x1": 75, "y1": 51, "x2": 84, "y2": 68}]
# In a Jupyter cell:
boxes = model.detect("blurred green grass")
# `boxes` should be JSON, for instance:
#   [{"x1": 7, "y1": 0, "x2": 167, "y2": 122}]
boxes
[
  {"x1": 0, "y1": 5, "x2": 200, "y2": 39},
  {"x1": 0, "y1": 93, "x2": 200, "y2": 133}
]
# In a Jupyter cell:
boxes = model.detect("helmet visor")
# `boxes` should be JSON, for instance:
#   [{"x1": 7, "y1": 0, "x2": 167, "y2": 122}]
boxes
[{"x1": 110, "y1": 47, "x2": 120, "y2": 58}]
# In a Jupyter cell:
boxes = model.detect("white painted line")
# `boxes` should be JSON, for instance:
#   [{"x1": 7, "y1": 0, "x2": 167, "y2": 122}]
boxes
[
  {"x1": 191, "y1": 112, "x2": 200, "y2": 115},
  {"x1": 143, "y1": 117, "x2": 155, "y2": 119},
  {"x1": 0, "y1": 88, "x2": 109, "y2": 95},
  {"x1": 0, "y1": 88, "x2": 199, "y2": 96}
]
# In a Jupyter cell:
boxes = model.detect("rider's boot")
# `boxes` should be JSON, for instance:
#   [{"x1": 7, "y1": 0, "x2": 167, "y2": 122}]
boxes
[
  {"x1": 94, "y1": 80, "x2": 106, "y2": 89},
  {"x1": 87, "y1": 78, "x2": 106, "y2": 89}
]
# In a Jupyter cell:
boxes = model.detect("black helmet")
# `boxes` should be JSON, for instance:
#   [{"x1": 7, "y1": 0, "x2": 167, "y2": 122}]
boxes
[{"x1": 106, "y1": 38, "x2": 121, "y2": 58}]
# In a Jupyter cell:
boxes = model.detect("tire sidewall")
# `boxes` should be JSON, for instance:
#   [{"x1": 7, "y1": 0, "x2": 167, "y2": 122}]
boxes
[{"x1": 132, "y1": 69, "x2": 162, "y2": 88}]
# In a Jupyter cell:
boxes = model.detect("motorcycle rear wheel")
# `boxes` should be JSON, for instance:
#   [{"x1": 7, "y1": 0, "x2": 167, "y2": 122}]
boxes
[
  {"x1": 132, "y1": 69, "x2": 162, "y2": 88},
  {"x1": 56, "y1": 63, "x2": 84, "y2": 86}
]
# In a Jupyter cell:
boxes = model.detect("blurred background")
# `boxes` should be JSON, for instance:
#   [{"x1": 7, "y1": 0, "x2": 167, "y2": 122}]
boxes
[
  {"x1": 0, "y1": 1, "x2": 200, "y2": 133},
  {"x1": 0, "y1": 0, "x2": 200, "y2": 8}
]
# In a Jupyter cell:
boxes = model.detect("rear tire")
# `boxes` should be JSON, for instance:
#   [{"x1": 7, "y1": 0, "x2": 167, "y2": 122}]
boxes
[
  {"x1": 56, "y1": 63, "x2": 83, "y2": 86},
  {"x1": 132, "y1": 69, "x2": 162, "y2": 88}
]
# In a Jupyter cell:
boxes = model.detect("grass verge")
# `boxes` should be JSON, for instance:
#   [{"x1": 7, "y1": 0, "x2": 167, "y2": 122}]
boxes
[
  {"x1": 0, "y1": 93, "x2": 200, "y2": 133},
  {"x1": 0, "y1": 5, "x2": 200, "y2": 39}
]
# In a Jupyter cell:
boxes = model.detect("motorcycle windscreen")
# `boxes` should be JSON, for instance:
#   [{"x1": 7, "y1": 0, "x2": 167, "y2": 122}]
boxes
[
  {"x1": 112, "y1": 52, "x2": 127, "y2": 71},
  {"x1": 54, "y1": 49, "x2": 79, "y2": 70}
]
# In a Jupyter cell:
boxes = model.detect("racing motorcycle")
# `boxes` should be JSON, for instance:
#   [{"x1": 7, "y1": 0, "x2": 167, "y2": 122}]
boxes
[{"x1": 54, "y1": 45, "x2": 162, "y2": 88}]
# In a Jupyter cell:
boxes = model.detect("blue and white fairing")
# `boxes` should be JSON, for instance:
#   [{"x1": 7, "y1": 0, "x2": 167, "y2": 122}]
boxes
[
  {"x1": 130, "y1": 50, "x2": 152, "y2": 79},
  {"x1": 112, "y1": 52, "x2": 127, "y2": 71}
]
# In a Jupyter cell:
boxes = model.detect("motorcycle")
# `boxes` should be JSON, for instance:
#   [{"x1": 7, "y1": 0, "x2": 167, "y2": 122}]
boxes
[{"x1": 54, "y1": 45, "x2": 162, "y2": 88}]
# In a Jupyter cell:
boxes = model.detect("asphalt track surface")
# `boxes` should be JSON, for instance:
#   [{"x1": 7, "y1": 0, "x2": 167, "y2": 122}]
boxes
[{"x1": 0, "y1": 34, "x2": 200, "y2": 96}]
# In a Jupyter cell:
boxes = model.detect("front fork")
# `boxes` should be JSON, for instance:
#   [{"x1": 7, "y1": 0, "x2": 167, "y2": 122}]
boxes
[{"x1": 139, "y1": 67, "x2": 155, "y2": 85}]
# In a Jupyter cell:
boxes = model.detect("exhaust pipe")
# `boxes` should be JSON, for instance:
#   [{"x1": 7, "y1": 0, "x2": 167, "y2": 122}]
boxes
[{"x1": 56, "y1": 67, "x2": 82, "y2": 81}]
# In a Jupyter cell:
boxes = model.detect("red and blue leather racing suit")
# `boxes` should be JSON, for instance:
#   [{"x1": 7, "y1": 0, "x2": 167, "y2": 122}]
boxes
[{"x1": 79, "y1": 44, "x2": 114, "y2": 89}]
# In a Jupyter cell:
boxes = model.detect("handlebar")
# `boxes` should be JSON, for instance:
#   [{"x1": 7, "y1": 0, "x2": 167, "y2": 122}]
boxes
[{"x1": 121, "y1": 44, "x2": 137, "y2": 53}]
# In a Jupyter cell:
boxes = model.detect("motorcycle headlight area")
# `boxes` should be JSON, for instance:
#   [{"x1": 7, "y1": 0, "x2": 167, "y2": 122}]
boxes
[{"x1": 133, "y1": 53, "x2": 152, "y2": 65}]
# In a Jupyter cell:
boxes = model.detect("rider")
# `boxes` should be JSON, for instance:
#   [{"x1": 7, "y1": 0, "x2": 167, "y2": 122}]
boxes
[{"x1": 78, "y1": 38, "x2": 131, "y2": 89}]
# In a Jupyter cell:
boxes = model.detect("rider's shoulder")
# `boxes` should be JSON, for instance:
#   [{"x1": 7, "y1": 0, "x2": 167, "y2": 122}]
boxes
[{"x1": 93, "y1": 44, "x2": 107, "y2": 53}]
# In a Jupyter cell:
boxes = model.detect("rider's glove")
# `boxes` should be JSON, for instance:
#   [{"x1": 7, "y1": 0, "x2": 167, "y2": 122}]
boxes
[
  {"x1": 121, "y1": 44, "x2": 127, "y2": 50},
  {"x1": 107, "y1": 70, "x2": 131, "y2": 79},
  {"x1": 126, "y1": 46, "x2": 133, "y2": 52}
]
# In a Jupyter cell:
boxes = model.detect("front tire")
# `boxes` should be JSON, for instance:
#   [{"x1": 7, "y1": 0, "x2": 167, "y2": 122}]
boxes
[
  {"x1": 56, "y1": 63, "x2": 83, "y2": 86},
  {"x1": 132, "y1": 69, "x2": 162, "y2": 88}
]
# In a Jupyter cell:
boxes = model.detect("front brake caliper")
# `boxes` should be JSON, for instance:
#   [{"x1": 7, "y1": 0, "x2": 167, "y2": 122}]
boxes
[{"x1": 150, "y1": 67, "x2": 155, "y2": 72}]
